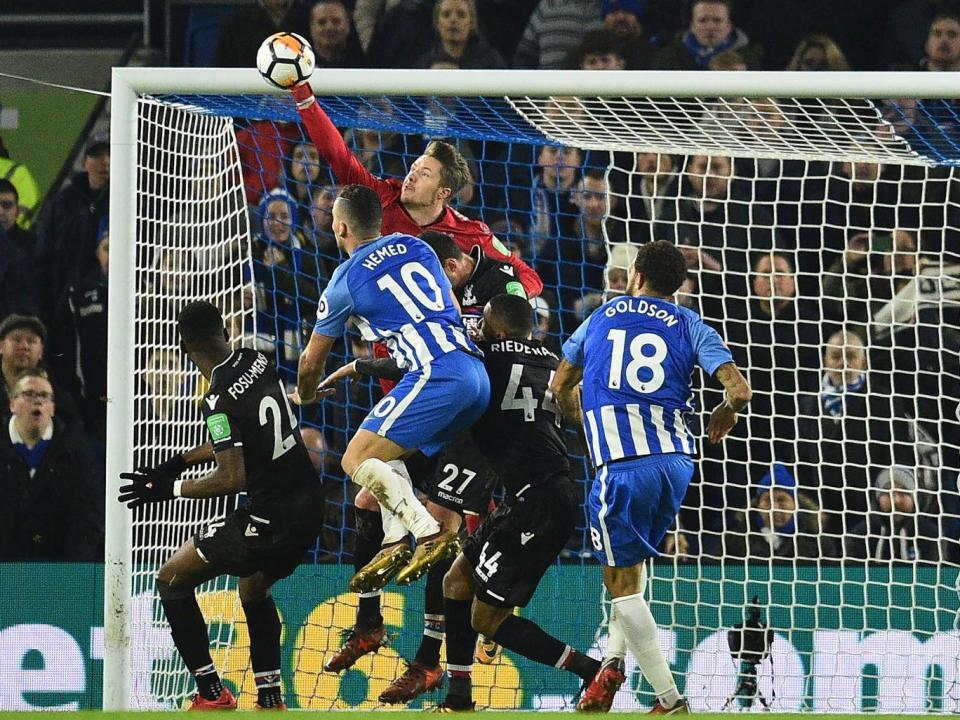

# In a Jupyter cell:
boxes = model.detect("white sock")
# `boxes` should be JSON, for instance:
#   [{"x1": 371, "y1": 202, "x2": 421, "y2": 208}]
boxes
[
  {"x1": 353, "y1": 458, "x2": 440, "y2": 539},
  {"x1": 380, "y1": 502, "x2": 408, "y2": 544},
  {"x1": 379, "y1": 461, "x2": 412, "y2": 544},
  {"x1": 611, "y1": 592, "x2": 680, "y2": 708},
  {"x1": 605, "y1": 563, "x2": 645, "y2": 662},
  {"x1": 606, "y1": 606, "x2": 627, "y2": 660}
]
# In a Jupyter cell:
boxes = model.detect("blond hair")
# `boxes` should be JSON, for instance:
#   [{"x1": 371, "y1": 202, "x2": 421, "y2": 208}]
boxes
[
  {"x1": 433, "y1": 0, "x2": 478, "y2": 37},
  {"x1": 786, "y1": 34, "x2": 850, "y2": 71}
]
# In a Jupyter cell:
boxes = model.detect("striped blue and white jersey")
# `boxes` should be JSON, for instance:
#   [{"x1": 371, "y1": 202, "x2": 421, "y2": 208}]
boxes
[
  {"x1": 313, "y1": 233, "x2": 478, "y2": 371},
  {"x1": 562, "y1": 295, "x2": 733, "y2": 467}
]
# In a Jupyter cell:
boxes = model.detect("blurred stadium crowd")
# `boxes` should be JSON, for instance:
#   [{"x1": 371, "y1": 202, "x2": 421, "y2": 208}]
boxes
[{"x1": 1, "y1": 0, "x2": 959, "y2": 567}]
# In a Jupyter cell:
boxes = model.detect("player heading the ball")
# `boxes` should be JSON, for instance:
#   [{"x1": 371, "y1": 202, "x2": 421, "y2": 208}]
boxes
[
  {"x1": 552, "y1": 240, "x2": 752, "y2": 714},
  {"x1": 291, "y1": 184, "x2": 491, "y2": 587}
]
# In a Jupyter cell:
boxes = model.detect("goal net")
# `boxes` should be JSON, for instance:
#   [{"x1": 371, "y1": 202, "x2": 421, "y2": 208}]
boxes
[{"x1": 106, "y1": 69, "x2": 960, "y2": 712}]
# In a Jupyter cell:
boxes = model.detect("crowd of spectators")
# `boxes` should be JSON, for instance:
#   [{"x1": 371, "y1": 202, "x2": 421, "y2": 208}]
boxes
[
  {"x1": 2, "y1": 0, "x2": 960, "y2": 565},
  {"x1": 203, "y1": 0, "x2": 960, "y2": 74},
  {"x1": 0, "y1": 136, "x2": 110, "y2": 561}
]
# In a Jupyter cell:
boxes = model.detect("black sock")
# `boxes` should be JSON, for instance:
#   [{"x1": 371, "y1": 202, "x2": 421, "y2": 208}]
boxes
[
  {"x1": 414, "y1": 557, "x2": 451, "y2": 667},
  {"x1": 443, "y1": 597, "x2": 476, "y2": 706},
  {"x1": 404, "y1": 451, "x2": 439, "y2": 489},
  {"x1": 254, "y1": 676, "x2": 283, "y2": 708},
  {"x1": 492, "y1": 615, "x2": 600, "y2": 682},
  {"x1": 193, "y1": 663, "x2": 224, "y2": 701},
  {"x1": 357, "y1": 594, "x2": 382, "y2": 630},
  {"x1": 354, "y1": 508, "x2": 384, "y2": 629},
  {"x1": 157, "y1": 581, "x2": 218, "y2": 697},
  {"x1": 242, "y1": 596, "x2": 283, "y2": 707}
]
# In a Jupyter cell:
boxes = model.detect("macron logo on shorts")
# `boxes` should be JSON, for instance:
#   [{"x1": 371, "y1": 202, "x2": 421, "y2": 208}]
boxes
[{"x1": 520, "y1": 532, "x2": 535, "y2": 545}]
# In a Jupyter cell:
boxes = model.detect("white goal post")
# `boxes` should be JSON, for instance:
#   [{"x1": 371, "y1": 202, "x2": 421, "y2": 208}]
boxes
[{"x1": 106, "y1": 67, "x2": 960, "y2": 711}]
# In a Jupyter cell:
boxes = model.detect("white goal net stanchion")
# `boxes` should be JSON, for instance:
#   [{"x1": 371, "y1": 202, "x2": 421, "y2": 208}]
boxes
[{"x1": 106, "y1": 68, "x2": 960, "y2": 712}]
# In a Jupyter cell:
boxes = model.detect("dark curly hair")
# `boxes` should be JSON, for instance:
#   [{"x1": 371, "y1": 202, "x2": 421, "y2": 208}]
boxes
[{"x1": 634, "y1": 240, "x2": 688, "y2": 296}]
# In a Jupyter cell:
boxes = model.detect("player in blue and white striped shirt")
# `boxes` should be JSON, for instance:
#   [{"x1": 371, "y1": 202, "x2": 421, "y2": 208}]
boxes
[
  {"x1": 292, "y1": 185, "x2": 490, "y2": 588},
  {"x1": 552, "y1": 240, "x2": 751, "y2": 714}
]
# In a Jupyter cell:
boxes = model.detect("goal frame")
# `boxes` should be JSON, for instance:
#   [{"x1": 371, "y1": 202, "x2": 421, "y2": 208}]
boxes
[{"x1": 104, "y1": 66, "x2": 957, "y2": 711}]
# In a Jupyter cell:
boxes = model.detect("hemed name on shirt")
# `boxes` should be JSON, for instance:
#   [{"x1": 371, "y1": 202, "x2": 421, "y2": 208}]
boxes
[{"x1": 361, "y1": 242, "x2": 407, "y2": 270}]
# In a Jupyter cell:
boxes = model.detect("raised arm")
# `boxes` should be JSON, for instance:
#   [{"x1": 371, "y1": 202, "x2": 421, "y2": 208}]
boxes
[
  {"x1": 291, "y1": 82, "x2": 392, "y2": 199},
  {"x1": 706, "y1": 362, "x2": 752, "y2": 444}
]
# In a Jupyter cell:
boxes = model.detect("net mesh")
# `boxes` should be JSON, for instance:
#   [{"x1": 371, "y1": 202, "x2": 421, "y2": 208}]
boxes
[
  {"x1": 126, "y1": 90, "x2": 960, "y2": 711},
  {"x1": 132, "y1": 99, "x2": 255, "y2": 708}
]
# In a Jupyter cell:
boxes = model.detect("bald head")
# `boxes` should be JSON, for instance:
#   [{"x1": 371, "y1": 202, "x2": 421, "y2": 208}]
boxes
[{"x1": 824, "y1": 329, "x2": 866, "y2": 385}]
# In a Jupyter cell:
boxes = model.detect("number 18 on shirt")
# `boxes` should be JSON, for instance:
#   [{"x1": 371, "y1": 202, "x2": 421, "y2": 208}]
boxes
[{"x1": 562, "y1": 295, "x2": 733, "y2": 566}]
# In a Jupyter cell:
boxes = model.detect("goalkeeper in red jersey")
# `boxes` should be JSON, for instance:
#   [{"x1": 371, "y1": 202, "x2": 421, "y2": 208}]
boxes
[{"x1": 289, "y1": 81, "x2": 543, "y2": 299}]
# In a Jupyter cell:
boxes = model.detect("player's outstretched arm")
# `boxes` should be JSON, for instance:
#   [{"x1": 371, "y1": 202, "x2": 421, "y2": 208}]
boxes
[
  {"x1": 118, "y1": 447, "x2": 246, "y2": 507},
  {"x1": 706, "y1": 362, "x2": 752, "y2": 444},
  {"x1": 177, "y1": 447, "x2": 247, "y2": 498},
  {"x1": 116, "y1": 442, "x2": 215, "y2": 507},
  {"x1": 290, "y1": 82, "x2": 389, "y2": 197},
  {"x1": 550, "y1": 359, "x2": 585, "y2": 426},
  {"x1": 183, "y1": 442, "x2": 215, "y2": 466},
  {"x1": 292, "y1": 331, "x2": 337, "y2": 405},
  {"x1": 355, "y1": 357, "x2": 403, "y2": 381},
  {"x1": 316, "y1": 360, "x2": 362, "y2": 397},
  {"x1": 144, "y1": 443, "x2": 215, "y2": 477},
  {"x1": 316, "y1": 357, "x2": 404, "y2": 398}
]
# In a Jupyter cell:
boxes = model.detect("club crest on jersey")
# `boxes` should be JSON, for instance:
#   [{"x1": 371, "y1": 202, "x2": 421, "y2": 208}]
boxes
[{"x1": 462, "y1": 284, "x2": 477, "y2": 307}]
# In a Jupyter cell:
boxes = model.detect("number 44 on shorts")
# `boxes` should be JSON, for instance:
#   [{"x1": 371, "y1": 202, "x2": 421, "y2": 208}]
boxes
[{"x1": 476, "y1": 542, "x2": 501, "y2": 582}]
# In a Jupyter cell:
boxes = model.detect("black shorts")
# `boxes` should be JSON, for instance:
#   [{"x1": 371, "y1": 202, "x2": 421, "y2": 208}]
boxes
[
  {"x1": 194, "y1": 507, "x2": 318, "y2": 580},
  {"x1": 427, "y1": 434, "x2": 498, "y2": 516},
  {"x1": 462, "y1": 478, "x2": 577, "y2": 608}
]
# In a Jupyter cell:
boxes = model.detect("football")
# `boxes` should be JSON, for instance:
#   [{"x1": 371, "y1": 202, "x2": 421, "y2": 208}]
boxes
[{"x1": 256, "y1": 32, "x2": 315, "y2": 89}]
